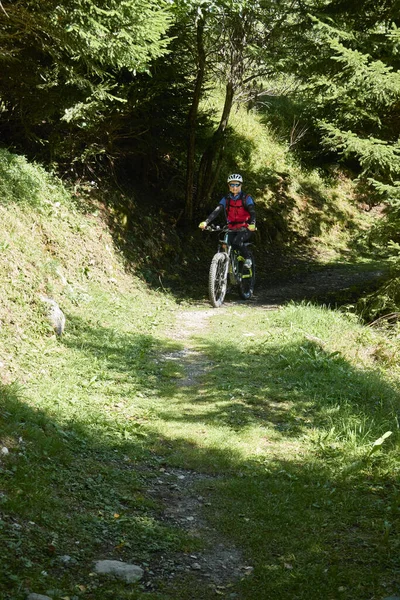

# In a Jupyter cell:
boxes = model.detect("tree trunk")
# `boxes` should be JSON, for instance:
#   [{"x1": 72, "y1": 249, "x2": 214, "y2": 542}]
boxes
[
  {"x1": 184, "y1": 16, "x2": 206, "y2": 224},
  {"x1": 196, "y1": 79, "x2": 234, "y2": 209}
]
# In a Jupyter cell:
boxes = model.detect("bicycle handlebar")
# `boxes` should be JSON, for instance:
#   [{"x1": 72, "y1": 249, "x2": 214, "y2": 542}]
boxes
[
  {"x1": 203, "y1": 224, "x2": 226, "y2": 232},
  {"x1": 203, "y1": 224, "x2": 255, "y2": 232}
]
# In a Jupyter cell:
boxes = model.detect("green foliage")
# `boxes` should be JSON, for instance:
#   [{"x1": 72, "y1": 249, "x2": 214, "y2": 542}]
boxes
[
  {"x1": 51, "y1": 0, "x2": 171, "y2": 72},
  {"x1": 291, "y1": 11, "x2": 400, "y2": 183},
  {"x1": 286, "y1": 9, "x2": 400, "y2": 317},
  {"x1": 356, "y1": 273, "x2": 400, "y2": 322},
  {"x1": 0, "y1": 148, "x2": 70, "y2": 208},
  {"x1": 320, "y1": 126, "x2": 400, "y2": 180},
  {"x1": 0, "y1": 0, "x2": 172, "y2": 163},
  {"x1": 307, "y1": 28, "x2": 400, "y2": 173}
]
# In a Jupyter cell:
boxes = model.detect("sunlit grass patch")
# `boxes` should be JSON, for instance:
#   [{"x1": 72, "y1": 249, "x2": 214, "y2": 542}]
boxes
[{"x1": 201, "y1": 302, "x2": 399, "y2": 455}]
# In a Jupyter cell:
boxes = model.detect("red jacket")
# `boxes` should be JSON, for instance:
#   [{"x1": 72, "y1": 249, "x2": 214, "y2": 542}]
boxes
[
  {"x1": 205, "y1": 191, "x2": 256, "y2": 230},
  {"x1": 224, "y1": 193, "x2": 254, "y2": 230}
]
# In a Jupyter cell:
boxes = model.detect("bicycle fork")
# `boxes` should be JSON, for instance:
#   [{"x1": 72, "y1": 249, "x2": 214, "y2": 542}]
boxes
[{"x1": 222, "y1": 252, "x2": 230, "y2": 283}]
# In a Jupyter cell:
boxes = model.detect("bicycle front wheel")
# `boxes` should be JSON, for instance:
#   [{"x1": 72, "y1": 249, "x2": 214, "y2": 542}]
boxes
[
  {"x1": 238, "y1": 251, "x2": 256, "y2": 300},
  {"x1": 208, "y1": 252, "x2": 228, "y2": 307}
]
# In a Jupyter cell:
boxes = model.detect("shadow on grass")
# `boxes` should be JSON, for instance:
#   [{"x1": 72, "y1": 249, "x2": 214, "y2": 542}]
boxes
[
  {"x1": 55, "y1": 311, "x2": 399, "y2": 461},
  {"x1": 137, "y1": 333, "x2": 400, "y2": 599},
  {"x1": 0, "y1": 380, "x2": 199, "y2": 600},
  {"x1": 152, "y1": 336, "x2": 399, "y2": 444},
  {"x1": 0, "y1": 313, "x2": 399, "y2": 599}
]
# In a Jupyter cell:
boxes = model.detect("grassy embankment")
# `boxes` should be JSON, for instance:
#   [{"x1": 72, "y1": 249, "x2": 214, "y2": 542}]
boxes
[
  {"x1": 203, "y1": 88, "x2": 375, "y2": 263},
  {"x1": 0, "y1": 145, "x2": 398, "y2": 600}
]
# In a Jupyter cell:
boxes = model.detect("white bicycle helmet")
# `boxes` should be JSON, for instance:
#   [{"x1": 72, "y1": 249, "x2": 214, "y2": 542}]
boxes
[{"x1": 227, "y1": 173, "x2": 243, "y2": 184}]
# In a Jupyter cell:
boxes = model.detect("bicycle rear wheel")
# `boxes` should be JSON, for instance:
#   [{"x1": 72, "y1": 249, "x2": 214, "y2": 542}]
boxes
[
  {"x1": 208, "y1": 252, "x2": 228, "y2": 307},
  {"x1": 238, "y1": 251, "x2": 255, "y2": 300}
]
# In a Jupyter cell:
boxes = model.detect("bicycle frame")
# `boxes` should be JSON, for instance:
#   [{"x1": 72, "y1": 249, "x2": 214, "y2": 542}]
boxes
[
  {"x1": 217, "y1": 230, "x2": 243, "y2": 287},
  {"x1": 218, "y1": 230, "x2": 240, "y2": 285},
  {"x1": 205, "y1": 225, "x2": 255, "y2": 307}
]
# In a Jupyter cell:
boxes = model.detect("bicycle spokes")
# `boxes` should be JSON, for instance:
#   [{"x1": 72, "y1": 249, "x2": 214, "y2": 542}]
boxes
[
  {"x1": 205, "y1": 227, "x2": 255, "y2": 306},
  {"x1": 208, "y1": 252, "x2": 228, "y2": 308}
]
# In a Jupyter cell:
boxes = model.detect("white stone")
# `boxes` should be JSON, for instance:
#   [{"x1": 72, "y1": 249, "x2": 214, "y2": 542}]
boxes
[
  {"x1": 60, "y1": 554, "x2": 72, "y2": 563},
  {"x1": 39, "y1": 295, "x2": 66, "y2": 336},
  {"x1": 94, "y1": 560, "x2": 144, "y2": 583}
]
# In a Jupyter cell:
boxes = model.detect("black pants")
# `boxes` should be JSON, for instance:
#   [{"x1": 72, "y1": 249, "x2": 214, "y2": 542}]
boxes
[{"x1": 227, "y1": 229, "x2": 253, "y2": 260}]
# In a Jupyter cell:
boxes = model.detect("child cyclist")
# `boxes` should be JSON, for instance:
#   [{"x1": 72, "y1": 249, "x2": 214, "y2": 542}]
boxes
[{"x1": 199, "y1": 173, "x2": 256, "y2": 268}]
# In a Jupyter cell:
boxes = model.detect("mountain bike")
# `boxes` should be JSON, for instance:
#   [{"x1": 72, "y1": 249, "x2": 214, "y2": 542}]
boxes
[{"x1": 204, "y1": 225, "x2": 256, "y2": 308}]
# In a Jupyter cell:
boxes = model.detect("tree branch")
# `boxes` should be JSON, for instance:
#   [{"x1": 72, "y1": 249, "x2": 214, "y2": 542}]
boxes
[{"x1": 0, "y1": 1, "x2": 9, "y2": 17}]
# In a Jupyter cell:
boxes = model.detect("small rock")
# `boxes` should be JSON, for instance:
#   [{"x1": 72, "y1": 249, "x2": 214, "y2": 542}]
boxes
[
  {"x1": 1, "y1": 447, "x2": 9, "y2": 455},
  {"x1": 59, "y1": 554, "x2": 72, "y2": 564},
  {"x1": 191, "y1": 562, "x2": 202, "y2": 570},
  {"x1": 27, "y1": 594, "x2": 52, "y2": 600},
  {"x1": 94, "y1": 560, "x2": 144, "y2": 583},
  {"x1": 39, "y1": 295, "x2": 66, "y2": 336}
]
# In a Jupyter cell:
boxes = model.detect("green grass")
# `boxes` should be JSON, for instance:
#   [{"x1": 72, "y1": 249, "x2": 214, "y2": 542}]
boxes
[
  {"x1": 0, "y1": 278, "x2": 190, "y2": 598},
  {"x1": 2, "y1": 298, "x2": 399, "y2": 599},
  {"x1": 0, "y1": 148, "x2": 399, "y2": 599},
  {"x1": 145, "y1": 303, "x2": 400, "y2": 599}
]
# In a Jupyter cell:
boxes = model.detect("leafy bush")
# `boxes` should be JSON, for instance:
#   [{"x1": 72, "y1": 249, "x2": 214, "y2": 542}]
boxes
[{"x1": 0, "y1": 149, "x2": 69, "y2": 208}]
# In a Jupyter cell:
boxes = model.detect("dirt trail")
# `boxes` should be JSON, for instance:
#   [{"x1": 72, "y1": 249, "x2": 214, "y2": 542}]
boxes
[
  {"x1": 161, "y1": 308, "x2": 220, "y2": 386},
  {"x1": 147, "y1": 307, "x2": 253, "y2": 595},
  {"x1": 146, "y1": 263, "x2": 386, "y2": 594},
  {"x1": 166, "y1": 309, "x2": 220, "y2": 341},
  {"x1": 253, "y1": 262, "x2": 386, "y2": 306}
]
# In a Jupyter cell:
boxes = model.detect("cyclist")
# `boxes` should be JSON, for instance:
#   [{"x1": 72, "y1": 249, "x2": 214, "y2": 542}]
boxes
[{"x1": 199, "y1": 173, "x2": 256, "y2": 268}]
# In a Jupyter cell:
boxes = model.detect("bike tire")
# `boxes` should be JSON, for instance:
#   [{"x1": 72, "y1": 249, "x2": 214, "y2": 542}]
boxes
[
  {"x1": 238, "y1": 251, "x2": 256, "y2": 300},
  {"x1": 208, "y1": 252, "x2": 228, "y2": 307}
]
